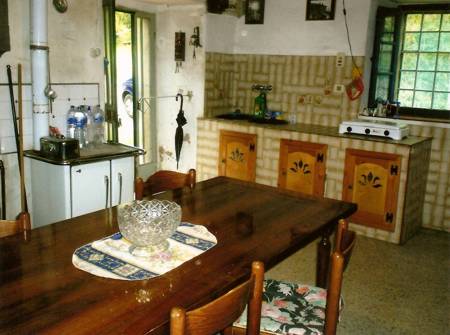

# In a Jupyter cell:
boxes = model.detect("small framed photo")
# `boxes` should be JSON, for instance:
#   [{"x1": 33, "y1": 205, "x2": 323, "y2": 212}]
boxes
[
  {"x1": 306, "y1": 0, "x2": 336, "y2": 21},
  {"x1": 245, "y1": 0, "x2": 265, "y2": 24}
]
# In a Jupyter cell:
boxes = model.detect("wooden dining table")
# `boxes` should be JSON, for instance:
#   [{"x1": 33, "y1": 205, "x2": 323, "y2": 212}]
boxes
[{"x1": 0, "y1": 177, "x2": 356, "y2": 334}]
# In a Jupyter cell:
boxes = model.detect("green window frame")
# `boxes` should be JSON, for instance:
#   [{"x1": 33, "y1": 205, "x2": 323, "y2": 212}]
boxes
[{"x1": 369, "y1": 4, "x2": 450, "y2": 121}]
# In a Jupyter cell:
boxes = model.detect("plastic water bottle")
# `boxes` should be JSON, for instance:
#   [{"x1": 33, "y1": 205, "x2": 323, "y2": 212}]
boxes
[
  {"x1": 85, "y1": 106, "x2": 94, "y2": 147},
  {"x1": 66, "y1": 105, "x2": 76, "y2": 139},
  {"x1": 93, "y1": 105, "x2": 105, "y2": 146},
  {"x1": 74, "y1": 106, "x2": 87, "y2": 148}
]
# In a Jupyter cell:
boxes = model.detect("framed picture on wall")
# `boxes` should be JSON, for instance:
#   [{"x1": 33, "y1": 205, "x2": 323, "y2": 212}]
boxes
[
  {"x1": 245, "y1": 0, "x2": 265, "y2": 24},
  {"x1": 306, "y1": 0, "x2": 336, "y2": 21}
]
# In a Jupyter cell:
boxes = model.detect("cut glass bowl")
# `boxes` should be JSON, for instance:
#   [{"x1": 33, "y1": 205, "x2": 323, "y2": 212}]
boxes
[{"x1": 118, "y1": 199, "x2": 181, "y2": 254}]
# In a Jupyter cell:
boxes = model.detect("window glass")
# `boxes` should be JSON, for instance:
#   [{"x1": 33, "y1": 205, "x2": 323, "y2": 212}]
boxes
[
  {"x1": 384, "y1": 16, "x2": 394, "y2": 32},
  {"x1": 420, "y1": 32, "x2": 439, "y2": 51},
  {"x1": 433, "y1": 92, "x2": 450, "y2": 109},
  {"x1": 416, "y1": 71, "x2": 434, "y2": 90},
  {"x1": 406, "y1": 14, "x2": 422, "y2": 31},
  {"x1": 398, "y1": 90, "x2": 414, "y2": 106},
  {"x1": 437, "y1": 54, "x2": 450, "y2": 71},
  {"x1": 422, "y1": 14, "x2": 441, "y2": 31},
  {"x1": 435, "y1": 73, "x2": 450, "y2": 91},
  {"x1": 417, "y1": 53, "x2": 436, "y2": 71},
  {"x1": 441, "y1": 14, "x2": 450, "y2": 31},
  {"x1": 404, "y1": 33, "x2": 420, "y2": 50},
  {"x1": 402, "y1": 53, "x2": 417, "y2": 70},
  {"x1": 439, "y1": 33, "x2": 450, "y2": 52},
  {"x1": 399, "y1": 71, "x2": 416, "y2": 89},
  {"x1": 413, "y1": 91, "x2": 432, "y2": 108},
  {"x1": 375, "y1": 75, "x2": 390, "y2": 100}
]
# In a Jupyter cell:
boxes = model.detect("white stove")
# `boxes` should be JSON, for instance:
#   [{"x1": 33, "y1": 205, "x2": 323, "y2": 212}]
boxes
[{"x1": 339, "y1": 119, "x2": 409, "y2": 140}]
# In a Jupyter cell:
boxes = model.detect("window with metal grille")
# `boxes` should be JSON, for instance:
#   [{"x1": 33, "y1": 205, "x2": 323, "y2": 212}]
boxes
[{"x1": 369, "y1": 5, "x2": 450, "y2": 121}]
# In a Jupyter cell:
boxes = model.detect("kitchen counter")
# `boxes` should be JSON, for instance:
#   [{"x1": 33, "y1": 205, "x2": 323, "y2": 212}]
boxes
[
  {"x1": 24, "y1": 143, "x2": 144, "y2": 165},
  {"x1": 197, "y1": 117, "x2": 432, "y2": 244},
  {"x1": 199, "y1": 117, "x2": 431, "y2": 146}
]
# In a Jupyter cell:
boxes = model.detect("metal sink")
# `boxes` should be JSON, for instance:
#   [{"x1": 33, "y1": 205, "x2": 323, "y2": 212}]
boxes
[{"x1": 216, "y1": 112, "x2": 288, "y2": 125}]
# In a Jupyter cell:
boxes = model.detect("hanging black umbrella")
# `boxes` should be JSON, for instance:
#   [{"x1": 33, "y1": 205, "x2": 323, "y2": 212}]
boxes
[{"x1": 175, "y1": 93, "x2": 187, "y2": 169}]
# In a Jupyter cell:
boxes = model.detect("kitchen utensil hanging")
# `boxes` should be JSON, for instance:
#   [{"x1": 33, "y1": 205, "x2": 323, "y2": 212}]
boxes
[
  {"x1": 53, "y1": 0, "x2": 68, "y2": 13},
  {"x1": 175, "y1": 31, "x2": 185, "y2": 73},
  {"x1": 189, "y1": 26, "x2": 202, "y2": 59},
  {"x1": 175, "y1": 93, "x2": 187, "y2": 169},
  {"x1": 0, "y1": 159, "x2": 5, "y2": 220}
]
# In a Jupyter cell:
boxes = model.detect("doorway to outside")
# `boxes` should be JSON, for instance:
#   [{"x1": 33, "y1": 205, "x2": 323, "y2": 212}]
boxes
[{"x1": 115, "y1": 10, "x2": 156, "y2": 172}]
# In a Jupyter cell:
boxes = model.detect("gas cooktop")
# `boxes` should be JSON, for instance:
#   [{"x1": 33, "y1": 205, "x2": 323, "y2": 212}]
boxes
[{"x1": 339, "y1": 119, "x2": 409, "y2": 140}]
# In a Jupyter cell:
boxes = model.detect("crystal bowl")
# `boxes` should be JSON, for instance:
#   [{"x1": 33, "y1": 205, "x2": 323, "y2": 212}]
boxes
[{"x1": 117, "y1": 199, "x2": 181, "y2": 252}]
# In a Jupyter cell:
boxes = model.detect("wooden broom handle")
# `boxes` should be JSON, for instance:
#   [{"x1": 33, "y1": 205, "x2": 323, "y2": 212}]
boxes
[{"x1": 18, "y1": 64, "x2": 26, "y2": 213}]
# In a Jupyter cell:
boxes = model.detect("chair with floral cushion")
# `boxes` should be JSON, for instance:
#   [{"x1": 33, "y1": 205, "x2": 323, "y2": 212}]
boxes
[
  {"x1": 233, "y1": 219, "x2": 356, "y2": 335},
  {"x1": 170, "y1": 261, "x2": 264, "y2": 335},
  {"x1": 135, "y1": 169, "x2": 196, "y2": 199}
]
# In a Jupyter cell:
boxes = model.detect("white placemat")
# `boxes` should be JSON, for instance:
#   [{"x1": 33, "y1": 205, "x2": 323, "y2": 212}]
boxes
[{"x1": 72, "y1": 222, "x2": 217, "y2": 281}]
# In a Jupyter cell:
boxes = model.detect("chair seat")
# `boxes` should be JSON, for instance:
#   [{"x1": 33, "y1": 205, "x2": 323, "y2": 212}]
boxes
[{"x1": 234, "y1": 279, "x2": 343, "y2": 335}]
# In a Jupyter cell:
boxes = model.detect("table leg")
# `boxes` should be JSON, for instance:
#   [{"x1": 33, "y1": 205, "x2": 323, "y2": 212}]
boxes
[{"x1": 316, "y1": 229, "x2": 332, "y2": 289}]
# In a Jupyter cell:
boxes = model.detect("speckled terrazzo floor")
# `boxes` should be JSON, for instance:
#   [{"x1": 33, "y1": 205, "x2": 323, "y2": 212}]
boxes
[{"x1": 266, "y1": 229, "x2": 449, "y2": 335}]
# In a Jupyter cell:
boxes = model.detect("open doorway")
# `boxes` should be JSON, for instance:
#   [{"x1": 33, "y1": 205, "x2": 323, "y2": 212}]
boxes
[{"x1": 114, "y1": 10, "x2": 157, "y2": 172}]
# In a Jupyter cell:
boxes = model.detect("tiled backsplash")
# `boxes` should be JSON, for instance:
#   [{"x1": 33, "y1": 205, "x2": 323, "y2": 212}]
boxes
[
  {"x1": 203, "y1": 52, "x2": 449, "y2": 232},
  {"x1": 204, "y1": 52, "x2": 364, "y2": 125},
  {"x1": 0, "y1": 83, "x2": 99, "y2": 220}
]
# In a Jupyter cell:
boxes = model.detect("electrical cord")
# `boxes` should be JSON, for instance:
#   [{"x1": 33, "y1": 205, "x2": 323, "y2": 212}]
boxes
[{"x1": 342, "y1": 0, "x2": 362, "y2": 76}]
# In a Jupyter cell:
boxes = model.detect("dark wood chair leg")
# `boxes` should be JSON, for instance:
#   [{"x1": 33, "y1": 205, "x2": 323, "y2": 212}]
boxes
[{"x1": 316, "y1": 228, "x2": 332, "y2": 289}]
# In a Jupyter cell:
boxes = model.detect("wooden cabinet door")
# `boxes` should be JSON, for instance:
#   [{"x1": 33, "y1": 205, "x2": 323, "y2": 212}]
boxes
[
  {"x1": 278, "y1": 140, "x2": 327, "y2": 196},
  {"x1": 342, "y1": 149, "x2": 401, "y2": 231},
  {"x1": 219, "y1": 130, "x2": 256, "y2": 182}
]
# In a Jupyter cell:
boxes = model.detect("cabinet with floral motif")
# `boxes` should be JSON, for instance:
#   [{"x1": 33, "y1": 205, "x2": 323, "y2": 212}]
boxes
[
  {"x1": 342, "y1": 149, "x2": 401, "y2": 232},
  {"x1": 278, "y1": 139, "x2": 327, "y2": 196},
  {"x1": 219, "y1": 130, "x2": 256, "y2": 181}
]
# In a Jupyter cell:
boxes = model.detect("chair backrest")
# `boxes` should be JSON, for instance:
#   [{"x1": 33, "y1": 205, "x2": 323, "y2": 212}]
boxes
[
  {"x1": 170, "y1": 261, "x2": 264, "y2": 335},
  {"x1": 324, "y1": 219, "x2": 356, "y2": 335},
  {"x1": 135, "y1": 169, "x2": 196, "y2": 200},
  {"x1": 0, "y1": 212, "x2": 31, "y2": 239}
]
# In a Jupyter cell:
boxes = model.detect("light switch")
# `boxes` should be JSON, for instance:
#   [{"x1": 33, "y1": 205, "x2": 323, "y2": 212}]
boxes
[{"x1": 336, "y1": 53, "x2": 346, "y2": 68}]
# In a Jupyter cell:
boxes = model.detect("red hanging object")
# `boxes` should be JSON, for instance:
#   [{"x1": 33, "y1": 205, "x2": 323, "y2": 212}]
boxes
[{"x1": 346, "y1": 75, "x2": 364, "y2": 101}]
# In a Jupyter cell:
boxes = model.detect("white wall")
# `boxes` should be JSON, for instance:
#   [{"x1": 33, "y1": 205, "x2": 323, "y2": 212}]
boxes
[
  {"x1": 0, "y1": 0, "x2": 103, "y2": 220},
  {"x1": 155, "y1": 6, "x2": 206, "y2": 172},
  {"x1": 205, "y1": 0, "x2": 374, "y2": 56}
]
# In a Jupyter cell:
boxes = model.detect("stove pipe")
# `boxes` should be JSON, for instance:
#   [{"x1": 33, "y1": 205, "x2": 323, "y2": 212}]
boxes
[{"x1": 30, "y1": 0, "x2": 49, "y2": 150}]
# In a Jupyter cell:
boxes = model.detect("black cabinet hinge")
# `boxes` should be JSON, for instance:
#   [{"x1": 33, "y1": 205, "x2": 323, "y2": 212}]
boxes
[
  {"x1": 390, "y1": 165, "x2": 398, "y2": 175},
  {"x1": 385, "y1": 212, "x2": 394, "y2": 223}
]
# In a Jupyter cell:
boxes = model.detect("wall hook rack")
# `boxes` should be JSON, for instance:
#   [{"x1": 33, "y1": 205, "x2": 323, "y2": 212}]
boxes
[{"x1": 189, "y1": 26, "x2": 202, "y2": 59}]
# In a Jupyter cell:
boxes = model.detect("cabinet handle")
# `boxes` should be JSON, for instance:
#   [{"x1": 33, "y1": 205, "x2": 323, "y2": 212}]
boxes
[
  {"x1": 118, "y1": 173, "x2": 123, "y2": 204},
  {"x1": 221, "y1": 158, "x2": 226, "y2": 164},
  {"x1": 104, "y1": 175, "x2": 109, "y2": 209},
  {"x1": 76, "y1": 169, "x2": 81, "y2": 173},
  {"x1": 348, "y1": 184, "x2": 353, "y2": 190},
  {"x1": 249, "y1": 143, "x2": 255, "y2": 151}
]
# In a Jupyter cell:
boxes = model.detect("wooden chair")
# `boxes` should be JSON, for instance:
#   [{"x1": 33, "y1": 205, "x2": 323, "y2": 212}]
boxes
[
  {"x1": 0, "y1": 212, "x2": 31, "y2": 239},
  {"x1": 135, "y1": 169, "x2": 196, "y2": 200},
  {"x1": 233, "y1": 219, "x2": 356, "y2": 335},
  {"x1": 170, "y1": 261, "x2": 264, "y2": 335}
]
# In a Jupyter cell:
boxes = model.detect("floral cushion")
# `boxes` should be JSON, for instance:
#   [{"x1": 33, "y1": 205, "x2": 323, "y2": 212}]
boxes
[{"x1": 234, "y1": 279, "x2": 343, "y2": 335}]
